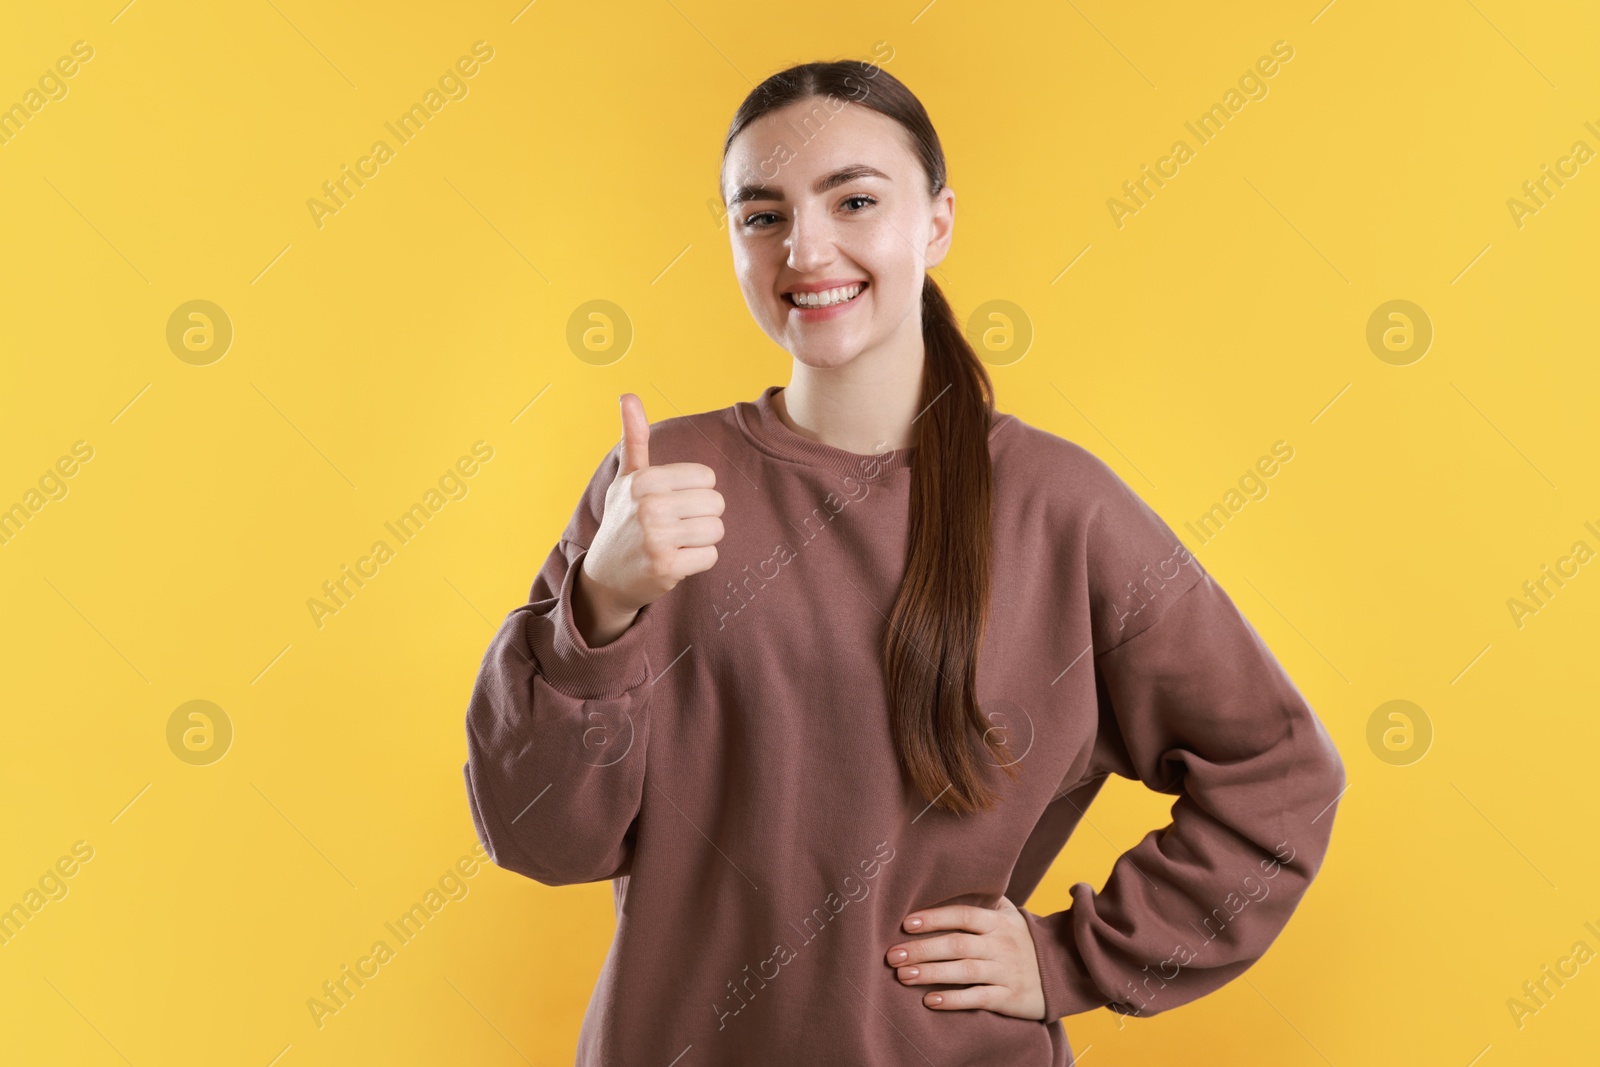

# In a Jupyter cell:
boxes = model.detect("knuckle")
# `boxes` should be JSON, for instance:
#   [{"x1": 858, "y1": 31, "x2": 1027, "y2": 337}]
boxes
[{"x1": 636, "y1": 497, "x2": 665, "y2": 525}]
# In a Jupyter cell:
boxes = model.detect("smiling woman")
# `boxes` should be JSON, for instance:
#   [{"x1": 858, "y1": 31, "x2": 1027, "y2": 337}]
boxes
[{"x1": 462, "y1": 56, "x2": 1344, "y2": 1067}]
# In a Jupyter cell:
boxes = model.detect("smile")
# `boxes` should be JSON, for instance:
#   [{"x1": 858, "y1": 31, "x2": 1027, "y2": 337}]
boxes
[{"x1": 785, "y1": 282, "x2": 867, "y2": 308}]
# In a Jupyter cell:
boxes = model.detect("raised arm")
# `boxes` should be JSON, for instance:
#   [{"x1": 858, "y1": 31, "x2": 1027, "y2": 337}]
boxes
[
  {"x1": 462, "y1": 395, "x2": 724, "y2": 886},
  {"x1": 461, "y1": 442, "x2": 660, "y2": 886}
]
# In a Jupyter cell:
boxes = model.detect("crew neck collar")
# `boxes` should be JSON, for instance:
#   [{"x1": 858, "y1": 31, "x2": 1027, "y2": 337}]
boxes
[
  {"x1": 734, "y1": 385, "x2": 1010, "y2": 483},
  {"x1": 734, "y1": 385, "x2": 910, "y2": 482}
]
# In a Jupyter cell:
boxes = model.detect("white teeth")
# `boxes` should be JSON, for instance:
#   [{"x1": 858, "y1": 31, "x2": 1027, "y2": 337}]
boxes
[{"x1": 789, "y1": 283, "x2": 865, "y2": 307}]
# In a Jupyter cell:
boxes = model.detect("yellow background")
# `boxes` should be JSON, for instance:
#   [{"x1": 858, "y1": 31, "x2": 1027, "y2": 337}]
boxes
[{"x1": 3, "y1": 0, "x2": 1597, "y2": 1063}]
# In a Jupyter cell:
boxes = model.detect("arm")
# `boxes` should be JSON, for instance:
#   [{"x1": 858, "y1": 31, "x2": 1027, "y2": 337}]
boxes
[
  {"x1": 1020, "y1": 571, "x2": 1347, "y2": 1021},
  {"x1": 461, "y1": 443, "x2": 660, "y2": 886}
]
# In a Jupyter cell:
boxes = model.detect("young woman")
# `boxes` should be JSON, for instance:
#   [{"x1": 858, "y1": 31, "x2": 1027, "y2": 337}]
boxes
[{"x1": 463, "y1": 60, "x2": 1345, "y2": 1066}]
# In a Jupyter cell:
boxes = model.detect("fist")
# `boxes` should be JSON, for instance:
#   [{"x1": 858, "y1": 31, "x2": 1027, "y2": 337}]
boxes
[{"x1": 580, "y1": 393, "x2": 725, "y2": 617}]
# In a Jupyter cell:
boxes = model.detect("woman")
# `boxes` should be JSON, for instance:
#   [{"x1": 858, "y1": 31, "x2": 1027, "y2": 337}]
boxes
[{"x1": 463, "y1": 59, "x2": 1345, "y2": 1066}]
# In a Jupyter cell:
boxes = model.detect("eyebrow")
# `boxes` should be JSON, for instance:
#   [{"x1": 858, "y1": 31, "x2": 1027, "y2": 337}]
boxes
[{"x1": 726, "y1": 164, "x2": 892, "y2": 209}]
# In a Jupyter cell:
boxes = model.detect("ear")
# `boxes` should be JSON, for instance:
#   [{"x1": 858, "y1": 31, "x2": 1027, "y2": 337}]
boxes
[{"x1": 924, "y1": 184, "x2": 956, "y2": 270}]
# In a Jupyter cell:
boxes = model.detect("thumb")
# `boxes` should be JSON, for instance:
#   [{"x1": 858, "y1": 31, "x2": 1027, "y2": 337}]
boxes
[{"x1": 618, "y1": 393, "x2": 650, "y2": 476}]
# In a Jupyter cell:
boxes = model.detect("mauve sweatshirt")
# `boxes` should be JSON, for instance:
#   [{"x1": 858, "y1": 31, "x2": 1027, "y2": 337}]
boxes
[{"x1": 462, "y1": 384, "x2": 1346, "y2": 1066}]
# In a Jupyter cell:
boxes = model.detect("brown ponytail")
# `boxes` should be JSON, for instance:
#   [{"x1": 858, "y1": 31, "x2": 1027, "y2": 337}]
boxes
[{"x1": 723, "y1": 61, "x2": 1017, "y2": 814}]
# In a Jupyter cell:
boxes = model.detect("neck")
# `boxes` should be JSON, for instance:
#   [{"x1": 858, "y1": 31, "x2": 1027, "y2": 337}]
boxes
[{"x1": 776, "y1": 337, "x2": 925, "y2": 455}]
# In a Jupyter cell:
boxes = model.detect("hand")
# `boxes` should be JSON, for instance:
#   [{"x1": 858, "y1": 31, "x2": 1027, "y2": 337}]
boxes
[
  {"x1": 885, "y1": 897, "x2": 1046, "y2": 1020},
  {"x1": 578, "y1": 394, "x2": 725, "y2": 627}
]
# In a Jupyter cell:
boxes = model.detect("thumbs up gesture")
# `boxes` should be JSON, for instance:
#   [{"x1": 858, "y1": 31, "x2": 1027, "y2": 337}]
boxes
[{"x1": 573, "y1": 393, "x2": 725, "y2": 646}]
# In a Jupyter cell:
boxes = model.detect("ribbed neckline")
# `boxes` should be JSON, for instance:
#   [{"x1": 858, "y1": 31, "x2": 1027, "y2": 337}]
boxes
[{"x1": 734, "y1": 385, "x2": 1010, "y2": 483}]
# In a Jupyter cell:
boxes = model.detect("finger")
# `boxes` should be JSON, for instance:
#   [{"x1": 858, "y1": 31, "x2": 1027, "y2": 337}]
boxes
[
  {"x1": 904, "y1": 904, "x2": 997, "y2": 935},
  {"x1": 918, "y1": 985, "x2": 1002, "y2": 1012},
  {"x1": 887, "y1": 931, "x2": 987, "y2": 967},
  {"x1": 638, "y1": 487, "x2": 725, "y2": 521},
  {"x1": 896, "y1": 956, "x2": 997, "y2": 987},
  {"x1": 630, "y1": 461, "x2": 718, "y2": 494},
  {"x1": 670, "y1": 515, "x2": 725, "y2": 550},
  {"x1": 618, "y1": 393, "x2": 650, "y2": 475},
  {"x1": 671, "y1": 544, "x2": 719, "y2": 578}
]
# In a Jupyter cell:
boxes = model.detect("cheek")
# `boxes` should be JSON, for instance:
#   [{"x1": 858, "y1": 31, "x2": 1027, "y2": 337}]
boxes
[
  {"x1": 737, "y1": 244, "x2": 775, "y2": 275},
  {"x1": 731, "y1": 254, "x2": 768, "y2": 299},
  {"x1": 861, "y1": 223, "x2": 922, "y2": 283}
]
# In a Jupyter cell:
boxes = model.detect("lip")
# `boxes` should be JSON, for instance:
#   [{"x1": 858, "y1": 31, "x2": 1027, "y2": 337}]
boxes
[{"x1": 785, "y1": 280, "x2": 868, "y2": 322}]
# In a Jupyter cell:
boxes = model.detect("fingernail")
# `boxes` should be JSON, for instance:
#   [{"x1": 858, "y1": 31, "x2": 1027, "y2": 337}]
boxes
[
  {"x1": 906, "y1": 916, "x2": 922, "y2": 929},
  {"x1": 927, "y1": 994, "x2": 943, "y2": 1006},
  {"x1": 889, "y1": 949, "x2": 907, "y2": 963},
  {"x1": 902, "y1": 967, "x2": 919, "y2": 979}
]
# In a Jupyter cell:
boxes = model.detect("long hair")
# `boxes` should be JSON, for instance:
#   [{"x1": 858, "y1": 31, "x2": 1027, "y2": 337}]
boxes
[{"x1": 722, "y1": 61, "x2": 1016, "y2": 815}]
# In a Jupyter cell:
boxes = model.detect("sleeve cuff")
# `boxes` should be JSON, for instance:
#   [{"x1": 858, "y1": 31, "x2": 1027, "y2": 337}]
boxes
[
  {"x1": 1020, "y1": 900, "x2": 1114, "y2": 1023},
  {"x1": 530, "y1": 544, "x2": 656, "y2": 700}
]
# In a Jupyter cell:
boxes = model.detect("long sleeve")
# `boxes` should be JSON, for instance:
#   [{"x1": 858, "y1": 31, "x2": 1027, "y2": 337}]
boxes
[
  {"x1": 1020, "y1": 571, "x2": 1347, "y2": 1022},
  {"x1": 1016, "y1": 451, "x2": 1347, "y2": 1024},
  {"x1": 462, "y1": 442, "x2": 661, "y2": 887}
]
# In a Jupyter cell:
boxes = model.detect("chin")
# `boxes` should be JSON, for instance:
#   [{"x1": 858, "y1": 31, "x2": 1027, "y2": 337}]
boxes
[{"x1": 783, "y1": 341, "x2": 869, "y2": 371}]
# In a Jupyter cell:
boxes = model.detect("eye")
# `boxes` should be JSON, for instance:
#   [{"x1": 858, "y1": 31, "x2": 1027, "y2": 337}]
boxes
[{"x1": 741, "y1": 194, "x2": 878, "y2": 230}]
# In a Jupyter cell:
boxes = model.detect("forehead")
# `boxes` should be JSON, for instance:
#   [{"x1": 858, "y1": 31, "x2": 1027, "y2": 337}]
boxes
[{"x1": 723, "y1": 99, "x2": 914, "y2": 202}]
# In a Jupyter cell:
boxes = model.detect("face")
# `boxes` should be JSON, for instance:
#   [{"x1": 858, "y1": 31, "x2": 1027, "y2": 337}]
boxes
[{"x1": 721, "y1": 96, "x2": 954, "y2": 372}]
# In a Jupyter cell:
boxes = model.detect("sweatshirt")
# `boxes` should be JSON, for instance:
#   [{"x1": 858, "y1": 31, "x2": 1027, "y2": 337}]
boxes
[{"x1": 462, "y1": 384, "x2": 1346, "y2": 1066}]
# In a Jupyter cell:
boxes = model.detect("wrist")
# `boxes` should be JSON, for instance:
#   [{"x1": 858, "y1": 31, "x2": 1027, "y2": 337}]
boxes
[{"x1": 574, "y1": 558, "x2": 640, "y2": 647}]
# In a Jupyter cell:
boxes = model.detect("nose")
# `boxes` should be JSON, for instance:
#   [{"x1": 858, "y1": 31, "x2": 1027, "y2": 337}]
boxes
[{"x1": 785, "y1": 206, "x2": 834, "y2": 274}]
